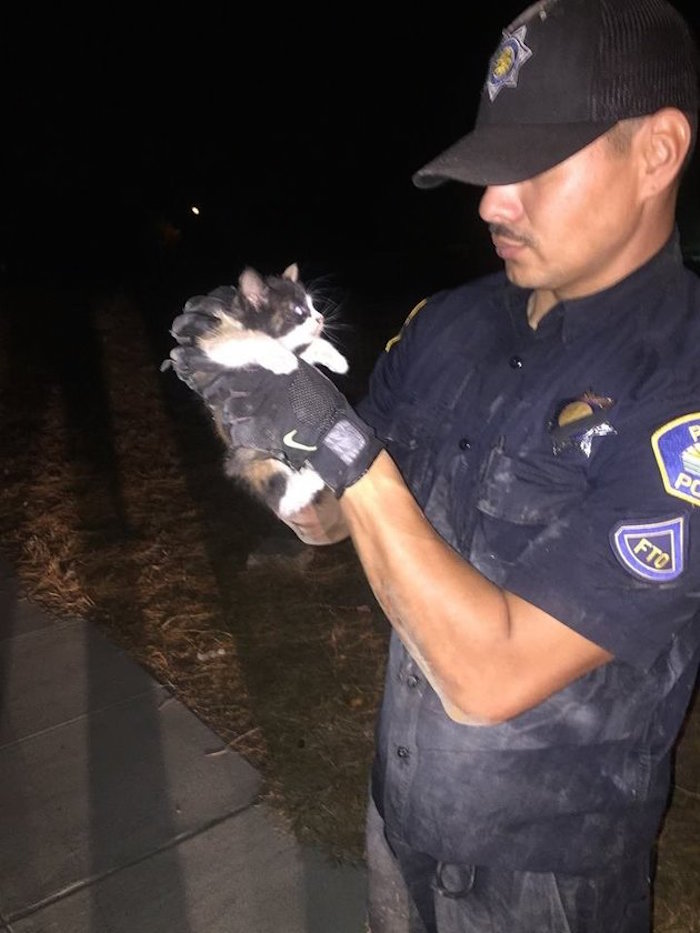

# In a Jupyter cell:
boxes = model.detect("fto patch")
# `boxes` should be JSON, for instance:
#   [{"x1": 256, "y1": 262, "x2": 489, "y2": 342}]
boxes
[
  {"x1": 651, "y1": 413, "x2": 700, "y2": 507},
  {"x1": 610, "y1": 517, "x2": 686, "y2": 583}
]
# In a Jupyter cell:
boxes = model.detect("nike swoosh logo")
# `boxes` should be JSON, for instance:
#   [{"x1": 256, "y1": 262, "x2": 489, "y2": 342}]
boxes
[{"x1": 283, "y1": 430, "x2": 318, "y2": 452}]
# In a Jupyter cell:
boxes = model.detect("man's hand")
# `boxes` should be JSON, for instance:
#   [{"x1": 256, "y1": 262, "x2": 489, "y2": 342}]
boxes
[
  {"x1": 277, "y1": 490, "x2": 351, "y2": 545},
  {"x1": 165, "y1": 341, "x2": 384, "y2": 498}
]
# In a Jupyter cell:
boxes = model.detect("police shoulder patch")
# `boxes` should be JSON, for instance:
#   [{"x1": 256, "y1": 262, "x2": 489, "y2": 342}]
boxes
[
  {"x1": 651, "y1": 412, "x2": 700, "y2": 507},
  {"x1": 610, "y1": 516, "x2": 686, "y2": 583},
  {"x1": 384, "y1": 298, "x2": 428, "y2": 352}
]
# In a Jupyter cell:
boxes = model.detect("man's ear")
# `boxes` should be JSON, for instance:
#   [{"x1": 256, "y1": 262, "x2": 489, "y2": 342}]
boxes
[{"x1": 639, "y1": 108, "x2": 693, "y2": 197}]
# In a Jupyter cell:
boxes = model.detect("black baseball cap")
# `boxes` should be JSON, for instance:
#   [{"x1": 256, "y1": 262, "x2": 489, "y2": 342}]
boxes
[{"x1": 413, "y1": 0, "x2": 700, "y2": 188}]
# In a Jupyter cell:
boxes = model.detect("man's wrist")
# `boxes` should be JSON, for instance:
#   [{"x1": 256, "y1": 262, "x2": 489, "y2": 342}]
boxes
[{"x1": 307, "y1": 413, "x2": 384, "y2": 496}]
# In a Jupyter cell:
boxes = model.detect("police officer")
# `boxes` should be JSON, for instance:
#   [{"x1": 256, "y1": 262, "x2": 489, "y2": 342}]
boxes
[{"x1": 168, "y1": 0, "x2": 700, "y2": 929}]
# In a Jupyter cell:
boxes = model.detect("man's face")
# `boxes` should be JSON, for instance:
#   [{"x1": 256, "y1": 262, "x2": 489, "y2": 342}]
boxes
[{"x1": 478, "y1": 129, "x2": 645, "y2": 300}]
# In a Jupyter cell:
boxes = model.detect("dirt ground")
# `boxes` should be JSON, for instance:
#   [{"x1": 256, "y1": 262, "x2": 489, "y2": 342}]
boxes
[{"x1": 0, "y1": 266, "x2": 698, "y2": 931}]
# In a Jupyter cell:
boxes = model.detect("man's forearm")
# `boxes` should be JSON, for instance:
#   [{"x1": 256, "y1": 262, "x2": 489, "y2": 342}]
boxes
[
  {"x1": 339, "y1": 452, "x2": 510, "y2": 722},
  {"x1": 339, "y1": 451, "x2": 611, "y2": 723}
]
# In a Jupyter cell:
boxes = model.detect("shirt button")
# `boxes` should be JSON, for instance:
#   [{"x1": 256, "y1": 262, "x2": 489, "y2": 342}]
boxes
[
  {"x1": 458, "y1": 437, "x2": 471, "y2": 451},
  {"x1": 397, "y1": 745, "x2": 410, "y2": 759},
  {"x1": 406, "y1": 674, "x2": 420, "y2": 688},
  {"x1": 509, "y1": 355, "x2": 523, "y2": 369}
]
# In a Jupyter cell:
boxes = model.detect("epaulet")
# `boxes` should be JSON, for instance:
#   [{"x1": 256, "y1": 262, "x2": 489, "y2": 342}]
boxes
[{"x1": 384, "y1": 298, "x2": 429, "y2": 352}]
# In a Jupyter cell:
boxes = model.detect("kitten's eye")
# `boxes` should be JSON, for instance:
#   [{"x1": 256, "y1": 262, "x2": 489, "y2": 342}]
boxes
[{"x1": 292, "y1": 305, "x2": 306, "y2": 317}]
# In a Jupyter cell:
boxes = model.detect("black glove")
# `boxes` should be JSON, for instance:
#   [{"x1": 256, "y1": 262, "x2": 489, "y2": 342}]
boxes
[{"x1": 165, "y1": 339, "x2": 383, "y2": 497}]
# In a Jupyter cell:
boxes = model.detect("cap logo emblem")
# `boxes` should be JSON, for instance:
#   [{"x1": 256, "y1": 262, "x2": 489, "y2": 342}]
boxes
[{"x1": 487, "y1": 25, "x2": 533, "y2": 102}]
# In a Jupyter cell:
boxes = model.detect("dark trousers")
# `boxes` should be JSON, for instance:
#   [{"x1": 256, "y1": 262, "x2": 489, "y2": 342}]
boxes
[{"x1": 365, "y1": 797, "x2": 652, "y2": 933}]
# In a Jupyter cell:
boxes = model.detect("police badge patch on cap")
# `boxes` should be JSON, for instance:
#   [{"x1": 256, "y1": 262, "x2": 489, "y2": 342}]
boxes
[
  {"x1": 486, "y1": 0, "x2": 561, "y2": 102},
  {"x1": 610, "y1": 517, "x2": 686, "y2": 583},
  {"x1": 651, "y1": 413, "x2": 700, "y2": 507},
  {"x1": 487, "y1": 25, "x2": 533, "y2": 101}
]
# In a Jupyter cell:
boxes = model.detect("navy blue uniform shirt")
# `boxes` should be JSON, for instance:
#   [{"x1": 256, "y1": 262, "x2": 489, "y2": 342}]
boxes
[{"x1": 356, "y1": 233, "x2": 700, "y2": 874}]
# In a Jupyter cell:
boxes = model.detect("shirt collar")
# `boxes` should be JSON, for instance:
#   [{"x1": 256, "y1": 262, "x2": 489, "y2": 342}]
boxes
[{"x1": 506, "y1": 230, "x2": 685, "y2": 345}]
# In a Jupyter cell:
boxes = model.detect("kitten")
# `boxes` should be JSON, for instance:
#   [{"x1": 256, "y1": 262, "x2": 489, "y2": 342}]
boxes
[{"x1": 170, "y1": 263, "x2": 348, "y2": 520}]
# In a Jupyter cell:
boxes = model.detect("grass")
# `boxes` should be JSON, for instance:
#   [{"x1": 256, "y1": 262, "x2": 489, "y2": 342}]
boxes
[{"x1": 0, "y1": 271, "x2": 697, "y2": 929}]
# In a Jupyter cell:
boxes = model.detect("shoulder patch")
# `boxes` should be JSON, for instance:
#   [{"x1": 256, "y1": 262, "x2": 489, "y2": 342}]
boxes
[
  {"x1": 384, "y1": 298, "x2": 428, "y2": 352},
  {"x1": 610, "y1": 516, "x2": 686, "y2": 583},
  {"x1": 651, "y1": 413, "x2": 700, "y2": 507}
]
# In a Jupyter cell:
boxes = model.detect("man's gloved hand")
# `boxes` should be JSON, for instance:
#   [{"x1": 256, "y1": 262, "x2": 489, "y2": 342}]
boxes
[{"x1": 166, "y1": 342, "x2": 384, "y2": 497}]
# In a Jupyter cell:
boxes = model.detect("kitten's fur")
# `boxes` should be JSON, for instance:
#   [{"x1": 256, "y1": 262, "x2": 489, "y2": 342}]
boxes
[{"x1": 198, "y1": 263, "x2": 348, "y2": 519}]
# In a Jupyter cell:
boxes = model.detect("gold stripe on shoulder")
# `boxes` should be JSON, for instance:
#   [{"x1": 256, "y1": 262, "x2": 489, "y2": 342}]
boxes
[{"x1": 384, "y1": 298, "x2": 428, "y2": 352}]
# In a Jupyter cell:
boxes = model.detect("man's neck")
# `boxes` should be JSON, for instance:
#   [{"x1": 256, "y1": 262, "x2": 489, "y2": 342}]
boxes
[
  {"x1": 527, "y1": 290, "x2": 558, "y2": 330},
  {"x1": 525, "y1": 224, "x2": 678, "y2": 330}
]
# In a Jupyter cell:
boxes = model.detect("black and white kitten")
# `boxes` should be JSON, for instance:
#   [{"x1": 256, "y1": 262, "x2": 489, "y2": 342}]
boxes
[{"x1": 174, "y1": 263, "x2": 348, "y2": 519}]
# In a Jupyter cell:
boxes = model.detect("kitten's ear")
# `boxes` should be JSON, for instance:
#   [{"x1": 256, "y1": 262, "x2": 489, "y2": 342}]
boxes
[
  {"x1": 282, "y1": 263, "x2": 299, "y2": 282},
  {"x1": 238, "y1": 267, "x2": 267, "y2": 309}
]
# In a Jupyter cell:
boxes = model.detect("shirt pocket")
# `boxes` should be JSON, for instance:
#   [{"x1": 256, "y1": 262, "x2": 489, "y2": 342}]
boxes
[{"x1": 469, "y1": 444, "x2": 587, "y2": 582}]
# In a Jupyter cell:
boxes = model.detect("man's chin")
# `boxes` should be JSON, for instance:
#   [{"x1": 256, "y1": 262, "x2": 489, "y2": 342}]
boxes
[{"x1": 503, "y1": 261, "x2": 534, "y2": 288}]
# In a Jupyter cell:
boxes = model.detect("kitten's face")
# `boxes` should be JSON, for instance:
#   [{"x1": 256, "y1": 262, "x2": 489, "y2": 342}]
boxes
[
  {"x1": 265, "y1": 278, "x2": 324, "y2": 352},
  {"x1": 237, "y1": 266, "x2": 325, "y2": 351}
]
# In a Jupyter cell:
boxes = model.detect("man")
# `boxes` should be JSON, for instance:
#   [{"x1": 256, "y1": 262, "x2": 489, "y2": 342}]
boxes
[{"x1": 168, "y1": 0, "x2": 700, "y2": 929}]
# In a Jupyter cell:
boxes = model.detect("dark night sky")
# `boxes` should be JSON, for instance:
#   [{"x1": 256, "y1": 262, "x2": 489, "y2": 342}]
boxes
[{"x1": 2, "y1": 3, "x2": 699, "y2": 286}]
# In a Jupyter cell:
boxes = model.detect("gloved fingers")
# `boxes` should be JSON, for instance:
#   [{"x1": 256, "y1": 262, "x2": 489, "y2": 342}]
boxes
[
  {"x1": 205, "y1": 285, "x2": 239, "y2": 305},
  {"x1": 161, "y1": 347, "x2": 226, "y2": 405},
  {"x1": 167, "y1": 345, "x2": 227, "y2": 375},
  {"x1": 182, "y1": 289, "x2": 234, "y2": 313},
  {"x1": 219, "y1": 378, "x2": 291, "y2": 420},
  {"x1": 171, "y1": 308, "x2": 225, "y2": 344},
  {"x1": 164, "y1": 347, "x2": 243, "y2": 401},
  {"x1": 173, "y1": 286, "x2": 243, "y2": 342},
  {"x1": 221, "y1": 415, "x2": 292, "y2": 462},
  {"x1": 180, "y1": 286, "x2": 238, "y2": 318}
]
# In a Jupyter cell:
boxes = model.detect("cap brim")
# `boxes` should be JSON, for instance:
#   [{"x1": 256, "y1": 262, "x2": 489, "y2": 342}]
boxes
[{"x1": 412, "y1": 122, "x2": 617, "y2": 188}]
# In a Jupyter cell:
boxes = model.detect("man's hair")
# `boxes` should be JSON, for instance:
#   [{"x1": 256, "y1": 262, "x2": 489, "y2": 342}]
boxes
[
  {"x1": 605, "y1": 118, "x2": 646, "y2": 155},
  {"x1": 606, "y1": 111, "x2": 698, "y2": 175}
]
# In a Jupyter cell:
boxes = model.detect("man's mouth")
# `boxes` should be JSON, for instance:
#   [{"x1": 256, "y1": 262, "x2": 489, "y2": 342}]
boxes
[{"x1": 489, "y1": 225, "x2": 531, "y2": 258}]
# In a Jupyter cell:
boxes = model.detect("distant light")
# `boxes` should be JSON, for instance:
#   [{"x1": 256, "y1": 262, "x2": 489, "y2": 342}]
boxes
[{"x1": 190, "y1": 205, "x2": 200, "y2": 216}]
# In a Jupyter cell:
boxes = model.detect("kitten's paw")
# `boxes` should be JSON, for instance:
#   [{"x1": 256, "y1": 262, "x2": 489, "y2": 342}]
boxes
[
  {"x1": 278, "y1": 468, "x2": 326, "y2": 518},
  {"x1": 202, "y1": 333, "x2": 298, "y2": 374},
  {"x1": 265, "y1": 345, "x2": 299, "y2": 374},
  {"x1": 301, "y1": 340, "x2": 349, "y2": 374},
  {"x1": 327, "y1": 353, "x2": 349, "y2": 375}
]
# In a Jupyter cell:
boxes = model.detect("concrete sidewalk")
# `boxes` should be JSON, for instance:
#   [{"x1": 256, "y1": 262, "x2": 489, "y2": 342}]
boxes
[{"x1": 0, "y1": 557, "x2": 367, "y2": 932}]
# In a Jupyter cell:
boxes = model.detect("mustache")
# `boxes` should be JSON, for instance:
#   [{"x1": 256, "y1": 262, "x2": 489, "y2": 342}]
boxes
[{"x1": 489, "y1": 224, "x2": 534, "y2": 248}]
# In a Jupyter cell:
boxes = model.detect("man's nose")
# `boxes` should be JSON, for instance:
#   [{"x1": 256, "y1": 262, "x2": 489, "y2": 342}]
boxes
[{"x1": 478, "y1": 184, "x2": 523, "y2": 225}]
